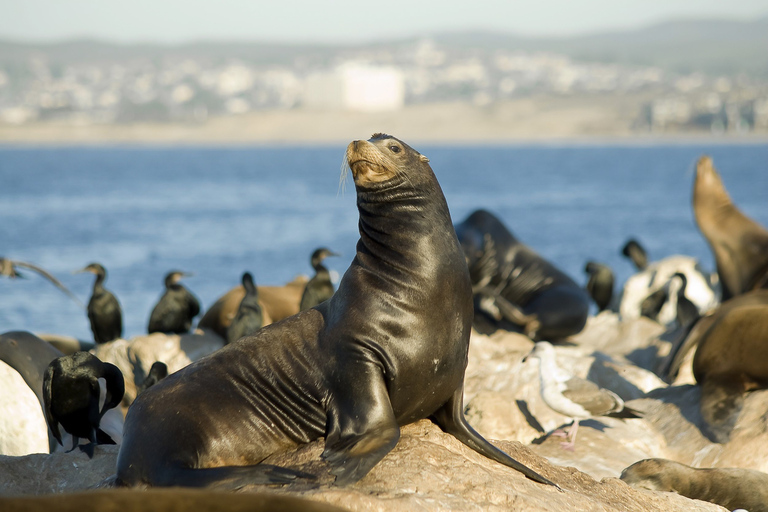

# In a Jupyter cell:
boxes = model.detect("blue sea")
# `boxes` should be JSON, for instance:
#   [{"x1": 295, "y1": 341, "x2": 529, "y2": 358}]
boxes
[{"x1": 1, "y1": 142, "x2": 766, "y2": 341}]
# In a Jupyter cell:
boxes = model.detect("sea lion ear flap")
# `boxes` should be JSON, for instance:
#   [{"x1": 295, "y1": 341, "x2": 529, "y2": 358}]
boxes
[
  {"x1": 101, "y1": 362, "x2": 125, "y2": 413},
  {"x1": 42, "y1": 363, "x2": 62, "y2": 445},
  {"x1": 420, "y1": 154, "x2": 430, "y2": 163}
]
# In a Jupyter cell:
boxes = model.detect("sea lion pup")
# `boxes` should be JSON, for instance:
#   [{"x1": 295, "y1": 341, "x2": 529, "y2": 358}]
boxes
[
  {"x1": 116, "y1": 133, "x2": 555, "y2": 489},
  {"x1": 693, "y1": 155, "x2": 768, "y2": 301},
  {"x1": 455, "y1": 209, "x2": 590, "y2": 340},
  {"x1": 621, "y1": 458, "x2": 768, "y2": 512},
  {"x1": 43, "y1": 351, "x2": 125, "y2": 458}
]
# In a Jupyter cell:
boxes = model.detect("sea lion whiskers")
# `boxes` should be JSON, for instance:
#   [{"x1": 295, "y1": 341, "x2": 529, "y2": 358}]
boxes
[{"x1": 338, "y1": 154, "x2": 350, "y2": 196}]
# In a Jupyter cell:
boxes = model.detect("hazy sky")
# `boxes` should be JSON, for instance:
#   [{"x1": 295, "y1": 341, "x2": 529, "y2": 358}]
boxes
[{"x1": 2, "y1": 0, "x2": 768, "y2": 44}]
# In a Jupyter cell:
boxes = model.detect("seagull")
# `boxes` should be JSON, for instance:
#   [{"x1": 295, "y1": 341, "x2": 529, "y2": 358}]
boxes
[{"x1": 525, "y1": 341, "x2": 642, "y2": 450}]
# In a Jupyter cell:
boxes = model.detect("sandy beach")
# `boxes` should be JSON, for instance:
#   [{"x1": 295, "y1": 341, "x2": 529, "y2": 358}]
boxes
[{"x1": 3, "y1": 95, "x2": 767, "y2": 146}]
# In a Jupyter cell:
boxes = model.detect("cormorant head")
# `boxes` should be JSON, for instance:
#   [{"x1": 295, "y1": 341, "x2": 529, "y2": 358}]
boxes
[
  {"x1": 310, "y1": 248, "x2": 340, "y2": 269},
  {"x1": 165, "y1": 270, "x2": 192, "y2": 288},
  {"x1": 75, "y1": 262, "x2": 107, "y2": 279}
]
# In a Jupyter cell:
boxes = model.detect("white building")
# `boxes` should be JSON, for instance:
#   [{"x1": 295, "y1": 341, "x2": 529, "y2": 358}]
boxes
[{"x1": 303, "y1": 64, "x2": 405, "y2": 112}]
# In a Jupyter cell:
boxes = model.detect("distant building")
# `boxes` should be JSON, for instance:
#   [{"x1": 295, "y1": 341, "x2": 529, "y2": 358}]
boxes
[{"x1": 303, "y1": 64, "x2": 405, "y2": 112}]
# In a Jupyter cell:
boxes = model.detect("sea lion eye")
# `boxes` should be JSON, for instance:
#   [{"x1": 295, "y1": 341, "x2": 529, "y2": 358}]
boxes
[{"x1": 389, "y1": 145, "x2": 401, "y2": 153}]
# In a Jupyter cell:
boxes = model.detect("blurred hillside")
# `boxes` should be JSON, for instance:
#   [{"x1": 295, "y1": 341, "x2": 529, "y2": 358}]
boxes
[{"x1": 1, "y1": 16, "x2": 767, "y2": 141}]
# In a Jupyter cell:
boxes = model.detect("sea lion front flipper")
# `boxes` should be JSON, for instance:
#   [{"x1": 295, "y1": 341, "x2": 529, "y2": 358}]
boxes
[
  {"x1": 322, "y1": 365, "x2": 400, "y2": 486},
  {"x1": 431, "y1": 387, "x2": 558, "y2": 488}
]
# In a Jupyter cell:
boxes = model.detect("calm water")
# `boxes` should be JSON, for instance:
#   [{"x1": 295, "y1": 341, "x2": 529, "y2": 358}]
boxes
[{"x1": 1, "y1": 142, "x2": 766, "y2": 341}]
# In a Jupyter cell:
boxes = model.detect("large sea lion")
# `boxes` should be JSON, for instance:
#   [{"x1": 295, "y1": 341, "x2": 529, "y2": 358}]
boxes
[
  {"x1": 197, "y1": 276, "x2": 307, "y2": 339},
  {"x1": 116, "y1": 134, "x2": 554, "y2": 489},
  {"x1": 454, "y1": 209, "x2": 590, "y2": 340},
  {"x1": 694, "y1": 156, "x2": 768, "y2": 301},
  {"x1": 621, "y1": 458, "x2": 768, "y2": 512}
]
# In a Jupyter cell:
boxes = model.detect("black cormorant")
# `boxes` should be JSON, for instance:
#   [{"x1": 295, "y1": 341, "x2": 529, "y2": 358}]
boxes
[
  {"x1": 299, "y1": 247, "x2": 339, "y2": 311},
  {"x1": 584, "y1": 261, "x2": 615, "y2": 312},
  {"x1": 75, "y1": 263, "x2": 123, "y2": 343},
  {"x1": 672, "y1": 272, "x2": 700, "y2": 329},
  {"x1": 621, "y1": 239, "x2": 648, "y2": 271},
  {"x1": 148, "y1": 271, "x2": 201, "y2": 334},
  {"x1": 226, "y1": 271, "x2": 263, "y2": 344},
  {"x1": 137, "y1": 361, "x2": 169, "y2": 394},
  {"x1": 43, "y1": 351, "x2": 124, "y2": 458}
]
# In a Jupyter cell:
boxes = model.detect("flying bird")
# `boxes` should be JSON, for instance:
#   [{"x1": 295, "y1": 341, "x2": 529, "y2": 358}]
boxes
[{"x1": 1, "y1": 257, "x2": 84, "y2": 308}]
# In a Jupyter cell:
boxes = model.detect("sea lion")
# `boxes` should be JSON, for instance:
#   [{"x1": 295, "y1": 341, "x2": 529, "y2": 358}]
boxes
[
  {"x1": 621, "y1": 458, "x2": 768, "y2": 512},
  {"x1": 197, "y1": 276, "x2": 307, "y2": 339},
  {"x1": 116, "y1": 134, "x2": 554, "y2": 489},
  {"x1": 663, "y1": 289, "x2": 768, "y2": 382},
  {"x1": 694, "y1": 156, "x2": 768, "y2": 301},
  {"x1": 43, "y1": 351, "x2": 125, "y2": 457},
  {"x1": 148, "y1": 271, "x2": 201, "y2": 334},
  {"x1": 0, "y1": 331, "x2": 65, "y2": 452},
  {"x1": 692, "y1": 297, "x2": 768, "y2": 441},
  {"x1": 0, "y1": 488, "x2": 349, "y2": 512},
  {"x1": 137, "y1": 361, "x2": 169, "y2": 394},
  {"x1": 454, "y1": 209, "x2": 590, "y2": 340}
]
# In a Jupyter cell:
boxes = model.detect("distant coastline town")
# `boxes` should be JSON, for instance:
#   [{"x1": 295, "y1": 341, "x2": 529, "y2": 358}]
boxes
[{"x1": 1, "y1": 19, "x2": 768, "y2": 141}]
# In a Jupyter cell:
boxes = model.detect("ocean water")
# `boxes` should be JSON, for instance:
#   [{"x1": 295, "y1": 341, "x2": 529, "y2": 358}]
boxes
[{"x1": 1, "y1": 142, "x2": 766, "y2": 341}]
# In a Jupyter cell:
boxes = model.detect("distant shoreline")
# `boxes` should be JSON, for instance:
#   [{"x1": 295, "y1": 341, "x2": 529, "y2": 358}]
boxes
[{"x1": 1, "y1": 100, "x2": 767, "y2": 147}]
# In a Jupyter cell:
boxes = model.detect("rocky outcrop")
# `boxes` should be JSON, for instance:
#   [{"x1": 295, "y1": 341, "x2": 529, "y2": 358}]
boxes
[{"x1": 3, "y1": 310, "x2": 766, "y2": 510}]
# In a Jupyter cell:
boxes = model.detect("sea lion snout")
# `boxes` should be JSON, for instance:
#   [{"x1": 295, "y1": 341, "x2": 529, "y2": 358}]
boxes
[{"x1": 346, "y1": 139, "x2": 391, "y2": 184}]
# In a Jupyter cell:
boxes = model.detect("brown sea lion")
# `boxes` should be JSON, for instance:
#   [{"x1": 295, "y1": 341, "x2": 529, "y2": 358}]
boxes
[
  {"x1": 0, "y1": 489, "x2": 349, "y2": 512},
  {"x1": 115, "y1": 134, "x2": 554, "y2": 489},
  {"x1": 693, "y1": 155, "x2": 768, "y2": 301},
  {"x1": 621, "y1": 458, "x2": 768, "y2": 512},
  {"x1": 197, "y1": 276, "x2": 307, "y2": 339},
  {"x1": 661, "y1": 289, "x2": 768, "y2": 442}
]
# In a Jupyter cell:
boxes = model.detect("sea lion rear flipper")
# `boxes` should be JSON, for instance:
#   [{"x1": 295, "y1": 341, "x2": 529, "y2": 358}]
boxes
[
  {"x1": 431, "y1": 387, "x2": 558, "y2": 488},
  {"x1": 322, "y1": 366, "x2": 400, "y2": 486}
]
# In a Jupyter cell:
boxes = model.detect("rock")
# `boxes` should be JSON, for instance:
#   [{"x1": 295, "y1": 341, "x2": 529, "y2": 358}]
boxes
[
  {"x1": 0, "y1": 425, "x2": 721, "y2": 510},
  {"x1": 0, "y1": 445, "x2": 119, "y2": 495},
  {"x1": 90, "y1": 330, "x2": 224, "y2": 412},
  {"x1": 0, "y1": 361, "x2": 49, "y2": 456}
]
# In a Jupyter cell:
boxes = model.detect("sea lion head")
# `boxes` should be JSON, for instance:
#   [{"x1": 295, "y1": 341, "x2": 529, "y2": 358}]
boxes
[
  {"x1": 345, "y1": 133, "x2": 431, "y2": 188},
  {"x1": 694, "y1": 155, "x2": 733, "y2": 213}
]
